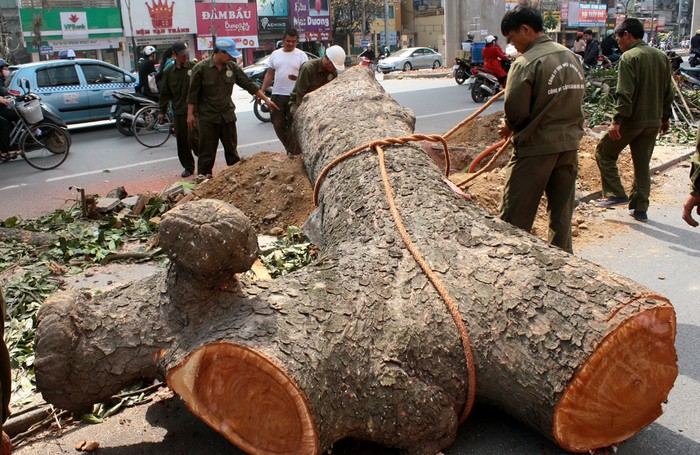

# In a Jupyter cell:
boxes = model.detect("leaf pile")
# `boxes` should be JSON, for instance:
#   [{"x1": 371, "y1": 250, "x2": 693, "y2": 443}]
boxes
[
  {"x1": 583, "y1": 65, "x2": 698, "y2": 146},
  {"x1": 260, "y1": 226, "x2": 318, "y2": 278}
]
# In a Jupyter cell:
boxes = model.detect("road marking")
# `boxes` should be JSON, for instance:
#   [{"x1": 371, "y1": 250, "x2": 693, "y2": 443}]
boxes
[
  {"x1": 0, "y1": 185, "x2": 21, "y2": 191},
  {"x1": 45, "y1": 138, "x2": 278, "y2": 182},
  {"x1": 416, "y1": 108, "x2": 478, "y2": 119}
]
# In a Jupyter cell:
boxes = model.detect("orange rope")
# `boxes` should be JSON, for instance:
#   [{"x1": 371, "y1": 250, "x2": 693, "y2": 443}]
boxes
[
  {"x1": 443, "y1": 89, "x2": 505, "y2": 139},
  {"x1": 313, "y1": 133, "x2": 450, "y2": 206},
  {"x1": 457, "y1": 133, "x2": 513, "y2": 189},
  {"x1": 376, "y1": 144, "x2": 476, "y2": 423},
  {"x1": 309, "y1": 94, "x2": 508, "y2": 423}
]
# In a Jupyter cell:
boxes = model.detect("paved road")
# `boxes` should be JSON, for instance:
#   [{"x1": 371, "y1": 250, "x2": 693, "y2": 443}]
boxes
[{"x1": 0, "y1": 76, "x2": 498, "y2": 220}]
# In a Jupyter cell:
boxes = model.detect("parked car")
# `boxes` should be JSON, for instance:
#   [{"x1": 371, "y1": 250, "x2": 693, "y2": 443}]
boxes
[
  {"x1": 377, "y1": 47, "x2": 444, "y2": 73},
  {"x1": 243, "y1": 51, "x2": 319, "y2": 82},
  {"x1": 5, "y1": 58, "x2": 137, "y2": 125}
]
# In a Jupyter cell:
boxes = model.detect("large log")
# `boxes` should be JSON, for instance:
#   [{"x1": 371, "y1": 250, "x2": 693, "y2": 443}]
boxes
[{"x1": 34, "y1": 67, "x2": 677, "y2": 454}]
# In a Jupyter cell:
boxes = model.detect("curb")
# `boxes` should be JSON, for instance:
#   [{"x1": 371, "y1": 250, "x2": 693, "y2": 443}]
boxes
[{"x1": 382, "y1": 71, "x2": 452, "y2": 80}]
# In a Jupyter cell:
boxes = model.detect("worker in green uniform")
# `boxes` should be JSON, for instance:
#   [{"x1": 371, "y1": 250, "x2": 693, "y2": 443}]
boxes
[
  {"x1": 289, "y1": 45, "x2": 346, "y2": 117},
  {"x1": 594, "y1": 18, "x2": 673, "y2": 223},
  {"x1": 497, "y1": 6, "x2": 585, "y2": 253},
  {"x1": 187, "y1": 38, "x2": 277, "y2": 178},
  {"x1": 682, "y1": 125, "x2": 700, "y2": 227},
  {"x1": 159, "y1": 40, "x2": 198, "y2": 178}
]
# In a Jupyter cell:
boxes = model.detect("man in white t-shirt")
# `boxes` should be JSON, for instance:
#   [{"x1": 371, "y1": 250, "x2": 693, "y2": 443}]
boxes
[{"x1": 261, "y1": 28, "x2": 308, "y2": 156}]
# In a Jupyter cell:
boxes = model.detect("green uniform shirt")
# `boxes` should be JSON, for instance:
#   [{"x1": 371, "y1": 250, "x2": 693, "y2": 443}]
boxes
[
  {"x1": 691, "y1": 130, "x2": 700, "y2": 196},
  {"x1": 159, "y1": 60, "x2": 195, "y2": 116},
  {"x1": 613, "y1": 40, "x2": 673, "y2": 128},
  {"x1": 289, "y1": 58, "x2": 337, "y2": 115},
  {"x1": 187, "y1": 57, "x2": 260, "y2": 123},
  {"x1": 504, "y1": 35, "x2": 585, "y2": 156}
]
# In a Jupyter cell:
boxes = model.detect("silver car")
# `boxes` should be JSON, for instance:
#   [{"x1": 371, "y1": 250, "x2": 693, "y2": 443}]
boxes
[{"x1": 377, "y1": 47, "x2": 444, "y2": 73}]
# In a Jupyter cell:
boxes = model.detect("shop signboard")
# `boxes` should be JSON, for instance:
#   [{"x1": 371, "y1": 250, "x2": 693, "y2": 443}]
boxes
[
  {"x1": 19, "y1": 8, "x2": 123, "y2": 51},
  {"x1": 195, "y1": 2, "x2": 259, "y2": 49},
  {"x1": 60, "y1": 12, "x2": 88, "y2": 39},
  {"x1": 291, "y1": 0, "x2": 331, "y2": 42},
  {"x1": 257, "y1": 0, "x2": 289, "y2": 36},
  {"x1": 120, "y1": 0, "x2": 196, "y2": 37},
  {"x1": 577, "y1": 3, "x2": 607, "y2": 27}
]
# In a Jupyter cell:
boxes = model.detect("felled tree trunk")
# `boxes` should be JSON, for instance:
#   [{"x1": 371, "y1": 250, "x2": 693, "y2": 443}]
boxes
[{"x1": 34, "y1": 67, "x2": 677, "y2": 455}]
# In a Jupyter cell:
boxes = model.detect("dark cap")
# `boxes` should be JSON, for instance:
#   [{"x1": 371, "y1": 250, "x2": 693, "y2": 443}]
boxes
[{"x1": 172, "y1": 40, "x2": 188, "y2": 57}]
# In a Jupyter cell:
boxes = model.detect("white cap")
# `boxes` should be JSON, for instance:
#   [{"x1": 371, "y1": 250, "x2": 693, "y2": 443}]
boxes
[
  {"x1": 485, "y1": 35, "x2": 495, "y2": 44},
  {"x1": 325, "y1": 45, "x2": 346, "y2": 72}
]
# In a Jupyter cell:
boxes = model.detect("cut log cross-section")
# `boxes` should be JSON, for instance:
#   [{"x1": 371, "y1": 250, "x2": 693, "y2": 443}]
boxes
[{"x1": 34, "y1": 67, "x2": 677, "y2": 455}]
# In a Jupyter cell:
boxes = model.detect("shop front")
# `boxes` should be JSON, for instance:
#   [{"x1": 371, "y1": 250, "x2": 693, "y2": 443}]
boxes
[{"x1": 19, "y1": 8, "x2": 125, "y2": 66}]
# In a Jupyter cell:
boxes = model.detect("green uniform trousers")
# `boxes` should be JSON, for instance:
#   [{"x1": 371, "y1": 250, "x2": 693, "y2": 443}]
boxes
[
  {"x1": 197, "y1": 118, "x2": 239, "y2": 176},
  {"x1": 499, "y1": 150, "x2": 578, "y2": 253},
  {"x1": 173, "y1": 114, "x2": 198, "y2": 174},
  {"x1": 595, "y1": 126, "x2": 658, "y2": 212},
  {"x1": 270, "y1": 94, "x2": 296, "y2": 155}
]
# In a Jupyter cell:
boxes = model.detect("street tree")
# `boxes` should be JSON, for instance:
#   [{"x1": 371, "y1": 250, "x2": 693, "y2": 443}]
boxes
[{"x1": 331, "y1": 0, "x2": 384, "y2": 44}]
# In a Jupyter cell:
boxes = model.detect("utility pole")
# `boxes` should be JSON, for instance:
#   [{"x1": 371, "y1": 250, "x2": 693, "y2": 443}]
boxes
[
  {"x1": 361, "y1": 0, "x2": 366, "y2": 39},
  {"x1": 384, "y1": 0, "x2": 389, "y2": 50}
]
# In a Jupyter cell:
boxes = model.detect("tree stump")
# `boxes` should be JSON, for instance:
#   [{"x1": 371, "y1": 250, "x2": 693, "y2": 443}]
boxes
[{"x1": 34, "y1": 67, "x2": 677, "y2": 454}]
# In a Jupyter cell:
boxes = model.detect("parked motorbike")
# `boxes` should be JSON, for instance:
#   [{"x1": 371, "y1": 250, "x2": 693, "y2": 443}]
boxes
[
  {"x1": 453, "y1": 57, "x2": 471, "y2": 85},
  {"x1": 111, "y1": 91, "x2": 158, "y2": 136},
  {"x1": 679, "y1": 66, "x2": 700, "y2": 90}
]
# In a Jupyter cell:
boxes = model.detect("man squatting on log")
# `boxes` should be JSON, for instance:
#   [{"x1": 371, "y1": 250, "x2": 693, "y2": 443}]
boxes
[{"x1": 33, "y1": 45, "x2": 677, "y2": 455}]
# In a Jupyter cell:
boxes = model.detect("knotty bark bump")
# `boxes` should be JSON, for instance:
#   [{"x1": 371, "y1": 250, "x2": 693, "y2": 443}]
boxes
[{"x1": 34, "y1": 67, "x2": 677, "y2": 455}]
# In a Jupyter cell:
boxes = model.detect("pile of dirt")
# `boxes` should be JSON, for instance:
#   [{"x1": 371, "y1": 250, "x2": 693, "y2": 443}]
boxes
[
  {"x1": 191, "y1": 116, "x2": 640, "y2": 246},
  {"x1": 194, "y1": 152, "x2": 315, "y2": 235}
]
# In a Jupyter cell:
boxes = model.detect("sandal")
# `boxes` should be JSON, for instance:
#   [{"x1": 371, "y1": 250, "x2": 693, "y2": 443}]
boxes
[{"x1": 0, "y1": 152, "x2": 9, "y2": 162}]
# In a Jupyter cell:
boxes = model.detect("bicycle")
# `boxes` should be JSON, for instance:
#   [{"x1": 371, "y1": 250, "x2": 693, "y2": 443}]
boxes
[
  {"x1": 132, "y1": 105, "x2": 173, "y2": 148},
  {"x1": 3, "y1": 94, "x2": 71, "y2": 170}
]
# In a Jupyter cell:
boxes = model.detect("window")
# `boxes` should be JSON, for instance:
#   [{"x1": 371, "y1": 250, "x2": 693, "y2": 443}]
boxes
[
  {"x1": 80, "y1": 64, "x2": 127, "y2": 84},
  {"x1": 36, "y1": 66, "x2": 80, "y2": 88},
  {"x1": 388, "y1": 5, "x2": 395, "y2": 19}
]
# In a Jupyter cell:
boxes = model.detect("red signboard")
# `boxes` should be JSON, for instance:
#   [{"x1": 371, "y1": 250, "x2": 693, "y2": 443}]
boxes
[{"x1": 195, "y1": 3, "x2": 258, "y2": 47}]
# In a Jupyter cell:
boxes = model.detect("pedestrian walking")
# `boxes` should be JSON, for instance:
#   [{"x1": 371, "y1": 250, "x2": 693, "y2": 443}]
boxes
[
  {"x1": 582, "y1": 29, "x2": 600, "y2": 67},
  {"x1": 187, "y1": 38, "x2": 278, "y2": 178},
  {"x1": 260, "y1": 29, "x2": 308, "y2": 156},
  {"x1": 159, "y1": 40, "x2": 198, "y2": 178},
  {"x1": 594, "y1": 18, "x2": 673, "y2": 223},
  {"x1": 498, "y1": 5, "x2": 585, "y2": 253}
]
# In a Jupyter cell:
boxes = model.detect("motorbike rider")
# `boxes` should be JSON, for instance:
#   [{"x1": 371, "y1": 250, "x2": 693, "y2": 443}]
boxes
[
  {"x1": 601, "y1": 29, "x2": 620, "y2": 62},
  {"x1": 358, "y1": 44, "x2": 376, "y2": 64},
  {"x1": 136, "y1": 45, "x2": 158, "y2": 99},
  {"x1": 573, "y1": 31, "x2": 586, "y2": 59},
  {"x1": 482, "y1": 35, "x2": 508, "y2": 87},
  {"x1": 0, "y1": 59, "x2": 19, "y2": 161}
]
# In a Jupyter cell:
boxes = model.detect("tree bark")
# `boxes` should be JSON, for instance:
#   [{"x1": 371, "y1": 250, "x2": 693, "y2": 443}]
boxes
[{"x1": 34, "y1": 67, "x2": 677, "y2": 455}]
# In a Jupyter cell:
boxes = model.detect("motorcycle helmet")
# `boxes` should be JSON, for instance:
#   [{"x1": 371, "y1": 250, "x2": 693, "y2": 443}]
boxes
[
  {"x1": 577, "y1": 31, "x2": 584, "y2": 38},
  {"x1": 143, "y1": 45, "x2": 157, "y2": 57},
  {"x1": 485, "y1": 35, "x2": 495, "y2": 44},
  {"x1": 0, "y1": 59, "x2": 8, "y2": 68},
  {"x1": 276, "y1": 40, "x2": 283, "y2": 49}
]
